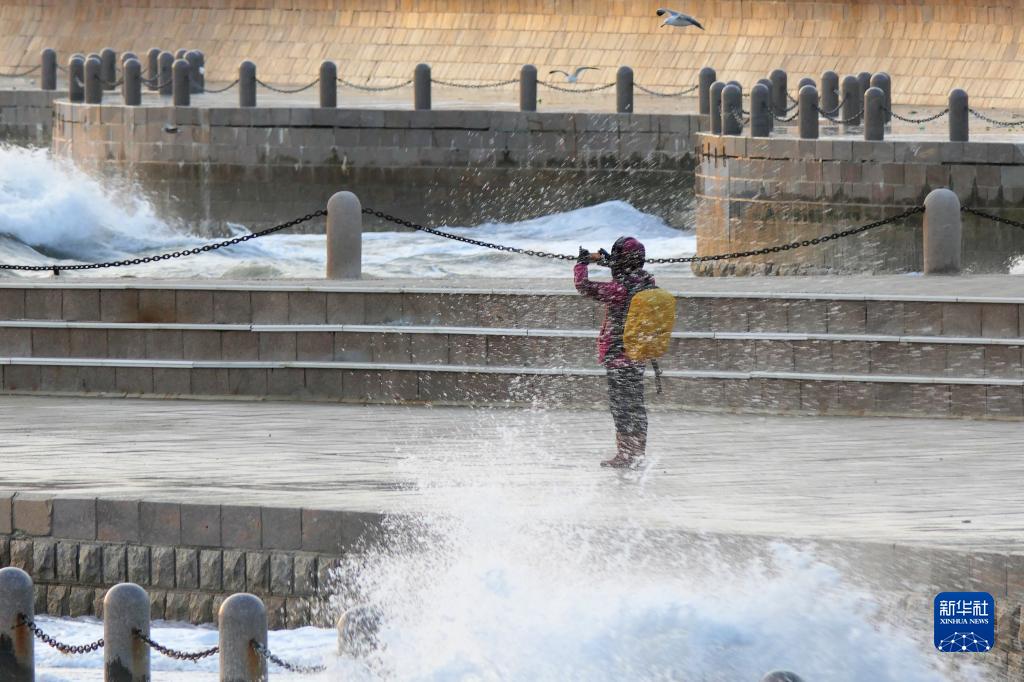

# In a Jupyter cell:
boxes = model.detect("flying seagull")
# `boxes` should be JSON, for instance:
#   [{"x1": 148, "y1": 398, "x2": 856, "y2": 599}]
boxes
[
  {"x1": 657, "y1": 8, "x2": 705, "y2": 30},
  {"x1": 548, "y1": 67, "x2": 597, "y2": 83}
]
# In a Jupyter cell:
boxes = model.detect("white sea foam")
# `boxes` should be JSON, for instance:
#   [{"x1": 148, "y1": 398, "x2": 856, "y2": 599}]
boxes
[{"x1": 0, "y1": 145, "x2": 696, "y2": 279}]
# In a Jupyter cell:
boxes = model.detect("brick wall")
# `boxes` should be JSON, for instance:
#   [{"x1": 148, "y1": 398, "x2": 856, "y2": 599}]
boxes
[
  {"x1": 0, "y1": 89, "x2": 57, "y2": 143},
  {"x1": 0, "y1": 1, "x2": 1022, "y2": 107}
]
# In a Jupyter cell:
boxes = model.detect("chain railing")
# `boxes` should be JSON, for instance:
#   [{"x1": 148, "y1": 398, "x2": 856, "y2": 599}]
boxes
[
  {"x1": 203, "y1": 78, "x2": 240, "y2": 94},
  {"x1": 817, "y1": 106, "x2": 865, "y2": 125},
  {"x1": 885, "y1": 107, "x2": 949, "y2": 124},
  {"x1": 18, "y1": 614, "x2": 105, "y2": 655},
  {"x1": 968, "y1": 108, "x2": 1024, "y2": 127},
  {"x1": 431, "y1": 77, "x2": 518, "y2": 89},
  {"x1": 818, "y1": 97, "x2": 845, "y2": 116},
  {"x1": 256, "y1": 77, "x2": 320, "y2": 94},
  {"x1": 133, "y1": 629, "x2": 220, "y2": 662},
  {"x1": 537, "y1": 80, "x2": 617, "y2": 94},
  {"x1": 251, "y1": 640, "x2": 326, "y2": 674},
  {"x1": 0, "y1": 64, "x2": 41, "y2": 78},
  {"x1": 771, "y1": 108, "x2": 801, "y2": 123},
  {"x1": 634, "y1": 83, "x2": 699, "y2": 97},
  {"x1": 728, "y1": 109, "x2": 751, "y2": 126},
  {"x1": 338, "y1": 78, "x2": 414, "y2": 92},
  {"x1": 962, "y1": 207, "x2": 1024, "y2": 231}
]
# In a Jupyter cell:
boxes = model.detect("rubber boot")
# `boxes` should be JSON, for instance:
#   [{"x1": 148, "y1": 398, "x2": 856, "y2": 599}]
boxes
[{"x1": 601, "y1": 433, "x2": 633, "y2": 468}]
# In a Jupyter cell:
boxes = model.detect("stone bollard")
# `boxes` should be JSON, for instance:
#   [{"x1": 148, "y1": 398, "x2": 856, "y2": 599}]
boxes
[
  {"x1": 865, "y1": 86, "x2": 885, "y2": 140},
  {"x1": 799, "y1": 85, "x2": 819, "y2": 139},
  {"x1": 85, "y1": 56, "x2": 103, "y2": 104},
  {"x1": 798, "y1": 77, "x2": 815, "y2": 92},
  {"x1": 100, "y1": 47, "x2": 117, "y2": 90},
  {"x1": 175, "y1": 48, "x2": 187, "y2": 60},
  {"x1": 616, "y1": 66, "x2": 634, "y2": 114},
  {"x1": 41, "y1": 48, "x2": 57, "y2": 90},
  {"x1": 123, "y1": 58, "x2": 142, "y2": 106},
  {"x1": 0, "y1": 567, "x2": 34, "y2": 681},
  {"x1": 172, "y1": 59, "x2": 191, "y2": 106},
  {"x1": 186, "y1": 51, "x2": 203, "y2": 94},
  {"x1": 871, "y1": 72, "x2": 892, "y2": 123},
  {"x1": 327, "y1": 191, "x2": 362, "y2": 279},
  {"x1": 519, "y1": 64, "x2": 537, "y2": 112},
  {"x1": 821, "y1": 70, "x2": 839, "y2": 115},
  {"x1": 758, "y1": 78, "x2": 774, "y2": 132},
  {"x1": 239, "y1": 60, "x2": 256, "y2": 107},
  {"x1": 158, "y1": 51, "x2": 174, "y2": 96},
  {"x1": 195, "y1": 51, "x2": 206, "y2": 91},
  {"x1": 68, "y1": 55, "x2": 85, "y2": 103},
  {"x1": 146, "y1": 48, "x2": 161, "y2": 91},
  {"x1": 841, "y1": 74, "x2": 861, "y2": 130},
  {"x1": 320, "y1": 61, "x2": 338, "y2": 108},
  {"x1": 923, "y1": 188, "x2": 962, "y2": 275},
  {"x1": 949, "y1": 89, "x2": 969, "y2": 142},
  {"x1": 769, "y1": 68, "x2": 788, "y2": 117},
  {"x1": 121, "y1": 52, "x2": 138, "y2": 66},
  {"x1": 709, "y1": 81, "x2": 725, "y2": 135},
  {"x1": 337, "y1": 606, "x2": 382, "y2": 658},
  {"x1": 750, "y1": 83, "x2": 771, "y2": 137},
  {"x1": 104, "y1": 583, "x2": 150, "y2": 682},
  {"x1": 219, "y1": 593, "x2": 268, "y2": 682},
  {"x1": 414, "y1": 63, "x2": 431, "y2": 111},
  {"x1": 698, "y1": 66, "x2": 716, "y2": 116},
  {"x1": 761, "y1": 672, "x2": 805, "y2": 682},
  {"x1": 721, "y1": 83, "x2": 742, "y2": 135},
  {"x1": 857, "y1": 71, "x2": 872, "y2": 102}
]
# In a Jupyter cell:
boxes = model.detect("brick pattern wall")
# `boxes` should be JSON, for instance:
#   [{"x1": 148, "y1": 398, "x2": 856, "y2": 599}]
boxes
[
  {"x1": 0, "y1": 1, "x2": 1022, "y2": 107},
  {"x1": 0, "y1": 89, "x2": 57, "y2": 143}
]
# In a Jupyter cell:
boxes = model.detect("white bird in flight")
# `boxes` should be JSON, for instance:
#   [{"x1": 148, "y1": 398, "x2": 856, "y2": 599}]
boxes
[
  {"x1": 657, "y1": 8, "x2": 705, "y2": 30},
  {"x1": 548, "y1": 67, "x2": 597, "y2": 83}
]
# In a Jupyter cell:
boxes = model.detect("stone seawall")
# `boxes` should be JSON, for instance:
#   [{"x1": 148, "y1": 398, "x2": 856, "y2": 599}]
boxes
[
  {"x1": 0, "y1": 89, "x2": 57, "y2": 144},
  {"x1": 51, "y1": 102, "x2": 702, "y2": 231},
  {"x1": 695, "y1": 132, "x2": 1024, "y2": 275},
  {"x1": 1, "y1": 0, "x2": 1023, "y2": 107}
]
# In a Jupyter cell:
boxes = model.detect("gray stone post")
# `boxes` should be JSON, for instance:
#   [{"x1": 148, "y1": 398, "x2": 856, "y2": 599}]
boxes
[
  {"x1": 750, "y1": 83, "x2": 771, "y2": 137},
  {"x1": 709, "y1": 81, "x2": 725, "y2": 135},
  {"x1": 158, "y1": 51, "x2": 174, "y2": 96},
  {"x1": 698, "y1": 66, "x2": 716, "y2": 116},
  {"x1": 871, "y1": 72, "x2": 892, "y2": 123},
  {"x1": 123, "y1": 58, "x2": 142, "y2": 106},
  {"x1": 519, "y1": 64, "x2": 537, "y2": 112},
  {"x1": 865, "y1": 86, "x2": 885, "y2": 140},
  {"x1": 798, "y1": 77, "x2": 815, "y2": 92},
  {"x1": 799, "y1": 85, "x2": 819, "y2": 139},
  {"x1": 85, "y1": 56, "x2": 103, "y2": 104},
  {"x1": 758, "y1": 78, "x2": 774, "y2": 131},
  {"x1": 186, "y1": 51, "x2": 203, "y2": 94},
  {"x1": 721, "y1": 83, "x2": 742, "y2": 135},
  {"x1": 949, "y1": 89, "x2": 969, "y2": 142},
  {"x1": 69, "y1": 56, "x2": 85, "y2": 103},
  {"x1": 121, "y1": 52, "x2": 138, "y2": 66},
  {"x1": 0, "y1": 567, "x2": 34, "y2": 682},
  {"x1": 923, "y1": 188, "x2": 962, "y2": 275},
  {"x1": 104, "y1": 583, "x2": 150, "y2": 682},
  {"x1": 841, "y1": 74, "x2": 861, "y2": 130},
  {"x1": 769, "y1": 69, "x2": 787, "y2": 117},
  {"x1": 175, "y1": 49, "x2": 187, "y2": 60},
  {"x1": 616, "y1": 66, "x2": 634, "y2": 114},
  {"x1": 239, "y1": 60, "x2": 256, "y2": 107},
  {"x1": 146, "y1": 48, "x2": 160, "y2": 91},
  {"x1": 327, "y1": 191, "x2": 362, "y2": 279},
  {"x1": 100, "y1": 47, "x2": 117, "y2": 90},
  {"x1": 172, "y1": 59, "x2": 191, "y2": 106},
  {"x1": 319, "y1": 61, "x2": 337, "y2": 108},
  {"x1": 761, "y1": 673, "x2": 805, "y2": 682},
  {"x1": 195, "y1": 51, "x2": 206, "y2": 91},
  {"x1": 857, "y1": 71, "x2": 872, "y2": 102},
  {"x1": 41, "y1": 48, "x2": 57, "y2": 90},
  {"x1": 219, "y1": 593, "x2": 268, "y2": 682},
  {"x1": 821, "y1": 70, "x2": 839, "y2": 114},
  {"x1": 414, "y1": 63, "x2": 431, "y2": 110}
]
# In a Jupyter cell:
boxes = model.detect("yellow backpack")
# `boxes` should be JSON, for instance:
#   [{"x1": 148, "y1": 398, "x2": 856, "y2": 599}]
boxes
[{"x1": 623, "y1": 288, "x2": 676, "y2": 362}]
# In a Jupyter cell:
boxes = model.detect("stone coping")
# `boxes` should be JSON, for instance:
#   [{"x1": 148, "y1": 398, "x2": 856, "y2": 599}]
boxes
[{"x1": 3, "y1": 356, "x2": 1022, "y2": 386}]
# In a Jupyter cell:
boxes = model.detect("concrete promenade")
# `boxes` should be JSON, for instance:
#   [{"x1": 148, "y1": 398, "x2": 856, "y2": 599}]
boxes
[{"x1": 2, "y1": 394, "x2": 1020, "y2": 555}]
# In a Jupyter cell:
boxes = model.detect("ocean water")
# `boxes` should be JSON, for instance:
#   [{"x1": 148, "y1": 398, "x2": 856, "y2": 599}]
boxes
[{"x1": 0, "y1": 145, "x2": 697, "y2": 279}]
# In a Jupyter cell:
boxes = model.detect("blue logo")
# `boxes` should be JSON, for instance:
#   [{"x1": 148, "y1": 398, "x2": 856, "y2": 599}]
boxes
[{"x1": 934, "y1": 592, "x2": 995, "y2": 653}]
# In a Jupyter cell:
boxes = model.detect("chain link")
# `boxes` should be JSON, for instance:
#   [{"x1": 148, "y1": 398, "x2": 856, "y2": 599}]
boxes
[
  {"x1": 968, "y1": 108, "x2": 1024, "y2": 127},
  {"x1": 728, "y1": 109, "x2": 750, "y2": 126},
  {"x1": 0, "y1": 210, "x2": 325, "y2": 273},
  {"x1": 787, "y1": 91, "x2": 799, "y2": 105},
  {"x1": 0, "y1": 64, "x2": 41, "y2": 78},
  {"x1": 203, "y1": 78, "x2": 240, "y2": 94},
  {"x1": 634, "y1": 83, "x2": 699, "y2": 97},
  {"x1": 885, "y1": 107, "x2": 949, "y2": 124},
  {"x1": 962, "y1": 207, "x2": 1024, "y2": 231},
  {"x1": 818, "y1": 97, "x2": 845, "y2": 116},
  {"x1": 537, "y1": 80, "x2": 616, "y2": 94},
  {"x1": 772, "y1": 108, "x2": 801, "y2": 123},
  {"x1": 141, "y1": 75, "x2": 173, "y2": 89},
  {"x1": 338, "y1": 78, "x2": 414, "y2": 92},
  {"x1": 132, "y1": 629, "x2": 219, "y2": 662},
  {"x1": 817, "y1": 106, "x2": 865, "y2": 125},
  {"x1": 431, "y1": 77, "x2": 518, "y2": 89},
  {"x1": 256, "y1": 77, "x2": 320, "y2": 94},
  {"x1": 251, "y1": 640, "x2": 326, "y2": 674},
  {"x1": 18, "y1": 614, "x2": 104, "y2": 655}
]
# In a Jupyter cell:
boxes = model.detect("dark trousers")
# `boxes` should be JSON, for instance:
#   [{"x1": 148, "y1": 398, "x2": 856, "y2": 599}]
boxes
[{"x1": 606, "y1": 365, "x2": 647, "y2": 436}]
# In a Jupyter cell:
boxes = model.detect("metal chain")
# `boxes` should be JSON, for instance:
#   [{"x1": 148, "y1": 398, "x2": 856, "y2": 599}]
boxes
[
  {"x1": 0, "y1": 209, "x2": 325, "y2": 273},
  {"x1": 647, "y1": 206, "x2": 925, "y2": 263},
  {"x1": 251, "y1": 640, "x2": 326, "y2": 674},
  {"x1": 772, "y1": 108, "x2": 801, "y2": 123},
  {"x1": 18, "y1": 614, "x2": 104, "y2": 655},
  {"x1": 133, "y1": 629, "x2": 219, "y2": 662},
  {"x1": 339, "y1": 78, "x2": 413, "y2": 92},
  {"x1": 431, "y1": 77, "x2": 518, "y2": 89},
  {"x1": 634, "y1": 83, "x2": 699, "y2": 97},
  {"x1": 968, "y1": 108, "x2": 1024, "y2": 127},
  {"x1": 787, "y1": 91, "x2": 799, "y2": 105},
  {"x1": 817, "y1": 106, "x2": 865, "y2": 125},
  {"x1": 819, "y1": 97, "x2": 845, "y2": 116},
  {"x1": 203, "y1": 78, "x2": 239, "y2": 94},
  {"x1": 256, "y1": 77, "x2": 319, "y2": 94},
  {"x1": 141, "y1": 75, "x2": 172, "y2": 89},
  {"x1": 886, "y1": 107, "x2": 949, "y2": 124},
  {"x1": 0, "y1": 64, "x2": 41, "y2": 78},
  {"x1": 962, "y1": 207, "x2": 1024, "y2": 231},
  {"x1": 537, "y1": 80, "x2": 616, "y2": 94},
  {"x1": 729, "y1": 109, "x2": 750, "y2": 126}
]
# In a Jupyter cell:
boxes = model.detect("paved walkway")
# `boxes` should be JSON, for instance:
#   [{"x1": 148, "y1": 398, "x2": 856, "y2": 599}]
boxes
[{"x1": 1, "y1": 395, "x2": 1020, "y2": 554}]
